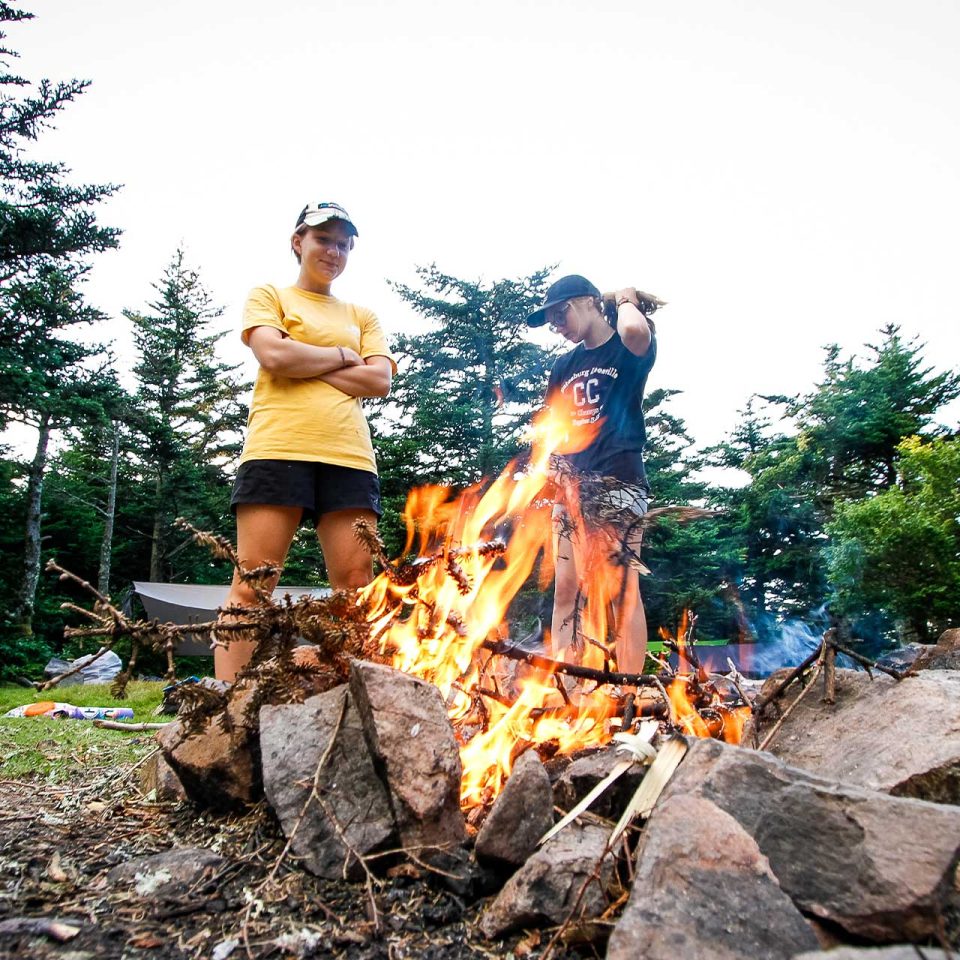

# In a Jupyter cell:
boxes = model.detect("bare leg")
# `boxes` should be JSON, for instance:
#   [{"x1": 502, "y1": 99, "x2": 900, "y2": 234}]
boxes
[
  {"x1": 316, "y1": 509, "x2": 378, "y2": 591},
  {"x1": 612, "y1": 566, "x2": 648, "y2": 674},
  {"x1": 215, "y1": 503, "x2": 302, "y2": 682},
  {"x1": 550, "y1": 524, "x2": 580, "y2": 661}
]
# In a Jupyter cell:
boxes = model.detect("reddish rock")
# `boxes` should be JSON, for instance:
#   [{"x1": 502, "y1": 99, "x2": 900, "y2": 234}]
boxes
[
  {"x1": 475, "y1": 749, "x2": 554, "y2": 868},
  {"x1": 761, "y1": 668, "x2": 960, "y2": 804},
  {"x1": 913, "y1": 629, "x2": 960, "y2": 671},
  {"x1": 157, "y1": 681, "x2": 261, "y2": 811},
  {"x1": 260, "y1": 685, "x2": 395, "y2": 881},
  {"x1": 662, "y1": 738, "x2": 960, "y2": 944},
  {"x1": 607, "y1": 794, "x2": 819, "y2": 960},
  {"x1": 478, "y1": 821, "x2": 612, "y2": 939},
  {"x1": 139, "y1": 750, "x2": 187, "y2": 803},
  {"x1": 349, "y1": 661, "x2": 466, "y2": 851}
]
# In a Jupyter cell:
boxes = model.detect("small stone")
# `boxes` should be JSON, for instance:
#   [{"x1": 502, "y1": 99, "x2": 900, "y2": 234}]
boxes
[
  {"x1": 157, "y1": 681, "x2": 261, "y2": 811},
  {"x1": 479, "y1": 821, "x2": 612, "y2": 939},
  {"x1": 260, "y1": 685, "x2": 395, "y2": 881},
  {"x1": 553, "y1": 744, "x2": 646, "y2": 819},
  {"x1": 661, "y1": 737, "x2": 960, "y2": 943},
  {"x1": 139, "y1": 750, "x2": 187, "y2": 802},
  {"x1": 476, "y1": 749, "x2": 554, "y2": 868},
  {"x1": 107, "y1": 847, "x2": 225, "y2": 898},
  {"x1": 607, "y1": 794, "x2": 819, "y2": 960}
]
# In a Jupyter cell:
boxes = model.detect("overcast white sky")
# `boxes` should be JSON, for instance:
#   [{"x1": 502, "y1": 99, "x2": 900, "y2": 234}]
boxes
[{"x1": 10, "y1": 0, "x2": 960, "y2": 459}]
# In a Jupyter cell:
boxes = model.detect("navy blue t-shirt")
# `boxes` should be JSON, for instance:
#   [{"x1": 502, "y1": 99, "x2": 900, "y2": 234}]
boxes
[{"x1": 546, "y1": 332, "x2": 657, "y2": 485}]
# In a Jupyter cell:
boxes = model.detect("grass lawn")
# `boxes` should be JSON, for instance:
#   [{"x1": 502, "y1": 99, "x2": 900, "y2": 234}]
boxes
[{"x1": 0, "y1": 681, "x2": 165, "y2": 783}]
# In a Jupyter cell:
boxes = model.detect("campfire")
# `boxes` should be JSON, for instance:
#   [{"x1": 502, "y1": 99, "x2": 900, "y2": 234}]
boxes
[{"x1": 359, "y1": 403, "x2": 748, "y2": 808}]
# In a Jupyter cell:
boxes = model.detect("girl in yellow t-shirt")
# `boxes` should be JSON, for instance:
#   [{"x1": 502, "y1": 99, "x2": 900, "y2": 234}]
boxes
[{"x1": 217, "y1": 202, "x2": 396, "y2": 681}]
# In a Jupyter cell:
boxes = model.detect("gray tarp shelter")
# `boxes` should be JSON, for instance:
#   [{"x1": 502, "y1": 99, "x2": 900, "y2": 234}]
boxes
[{"x1": 133, "y1": 582, "x2": 330, "y2": 656}]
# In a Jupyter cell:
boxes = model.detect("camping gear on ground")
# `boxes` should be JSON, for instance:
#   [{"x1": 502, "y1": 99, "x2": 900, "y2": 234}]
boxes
[
  {"x1": 42, "y1": 649, "x2": 124, "y2": 685},
  {"x1": 4, "y1": 702, "x2": 135, "y2": 720}
]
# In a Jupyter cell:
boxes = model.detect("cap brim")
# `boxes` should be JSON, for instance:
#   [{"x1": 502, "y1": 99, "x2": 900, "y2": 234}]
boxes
[
  {"x1": 526, "y1": 293, "x2": 571, "y2": 328},
  {"x1": 301, "y1": 212, "x2": 359, "y2": 237}
]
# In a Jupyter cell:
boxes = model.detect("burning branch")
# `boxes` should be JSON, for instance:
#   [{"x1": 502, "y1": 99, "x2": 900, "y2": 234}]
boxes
[{"x1": 480, "y1": 639, "x2": 663, "y2": 689}]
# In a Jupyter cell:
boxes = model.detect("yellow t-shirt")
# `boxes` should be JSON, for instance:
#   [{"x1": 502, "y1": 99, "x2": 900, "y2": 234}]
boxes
[{"x1": 238, "y1": 285, "x2": 396, "y2": 473}]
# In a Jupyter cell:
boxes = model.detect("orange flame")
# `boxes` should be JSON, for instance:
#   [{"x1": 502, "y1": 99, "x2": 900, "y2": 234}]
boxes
[{"x1": 361, "y1": 403, "x2": 744, "y2": 809}]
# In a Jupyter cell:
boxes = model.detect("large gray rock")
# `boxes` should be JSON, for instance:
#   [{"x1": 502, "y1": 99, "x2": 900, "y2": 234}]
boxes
[
  {"x1": 479, "y1": 821, "x2": 612, "y2": 939},
  {"x1": 349, "y1": 661, "x2": 466, "y2": 852},
  {"x1": 763, "y1": 668, "x2": 960, "y2": 804},
  {"x1": 661, "y1": 738, "x2": 960, "y2": 943},
  {"x1": 260, "y1": 685, "x2": 395, "y2": 881},
  {"x1": 475, "y1": 749, "x2": 554, "y2": 868},
  {"x1": 607, "y1": 794, "x2": 819, "y2": 960}
]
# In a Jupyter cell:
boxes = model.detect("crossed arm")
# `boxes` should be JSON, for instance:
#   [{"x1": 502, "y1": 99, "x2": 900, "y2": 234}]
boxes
[{"x1": 247, "y1": 325, "x2": 392, "y2": 398}]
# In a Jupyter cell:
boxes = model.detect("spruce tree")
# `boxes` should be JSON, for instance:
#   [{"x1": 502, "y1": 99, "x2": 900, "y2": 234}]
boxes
[
  {"x1": 0, "y1": 4, "x2": 120, "y2": 636},
  {"x1": 125, "y1": 250, "x2": 249, "y2": 582}
]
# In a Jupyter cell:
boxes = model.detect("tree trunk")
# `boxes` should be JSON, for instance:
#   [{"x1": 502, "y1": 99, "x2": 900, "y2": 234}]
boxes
[
  {"x1": 97, "y1": 424, "x2": 120, "y2": 596},
  {"x1": 15, "y1": 414, "x2": 52, "y2": 636},
  {"x1": 149, "y1": 473, "x2": 164, "y2": 582}
]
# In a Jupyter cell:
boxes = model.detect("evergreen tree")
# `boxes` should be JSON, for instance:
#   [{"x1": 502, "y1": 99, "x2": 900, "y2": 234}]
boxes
[
  {"x1": 639, "y1": 388, "x2": 740, "y2": 639},
  {"x1": 124, "y1": 250, "x2": 249, "y2": 582},
  {"x1": 0, "y1": 4, "x2": 120, "y2": 638},
  {"x1": 370, "y1": 264, "x2": 556, "y2": 555},
  {"x1": 710, "y1": 328, "x2": 960, "y2": 626},
  {"x1": 0, "y1": 4, "x2": 117, "y2": 287}
]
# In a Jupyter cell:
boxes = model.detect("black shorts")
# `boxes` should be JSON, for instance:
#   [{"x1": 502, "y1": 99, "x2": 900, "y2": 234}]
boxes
[{"x1": 231, "y1": 459, "x2": 382, "y2": 525}]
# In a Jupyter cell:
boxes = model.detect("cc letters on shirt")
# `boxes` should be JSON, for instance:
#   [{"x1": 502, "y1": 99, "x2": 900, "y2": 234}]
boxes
[{"x1": 560, "y1": 366, "x2": 620, "y2": 426}]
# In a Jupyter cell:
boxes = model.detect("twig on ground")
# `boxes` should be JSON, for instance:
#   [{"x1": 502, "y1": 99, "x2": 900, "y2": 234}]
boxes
[{"x1": 758, "y1": 649, "x2": 826, "y2": 752}]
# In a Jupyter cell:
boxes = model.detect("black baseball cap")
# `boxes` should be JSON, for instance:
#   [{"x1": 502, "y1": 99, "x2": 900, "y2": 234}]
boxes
[
  {"x1": 295, "y1": 202, "x2": 359, "y2": 237},
  {"x1": 526, "y1": 274, "x2": 601, "y2": 327}
]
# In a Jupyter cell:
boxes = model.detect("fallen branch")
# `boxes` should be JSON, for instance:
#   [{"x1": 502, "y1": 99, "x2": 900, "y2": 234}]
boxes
[
  {"x1": 92, "y1": 720, "x2": 171, "y2": 732},
  {"x1": 832, "y1": 641, "x2": 906, "y2": 681}
]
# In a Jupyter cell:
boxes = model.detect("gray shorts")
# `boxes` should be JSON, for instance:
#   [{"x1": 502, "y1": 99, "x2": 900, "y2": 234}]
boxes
[{"x1": 551, "y1": 478, "x2": 650, "y2": 574}]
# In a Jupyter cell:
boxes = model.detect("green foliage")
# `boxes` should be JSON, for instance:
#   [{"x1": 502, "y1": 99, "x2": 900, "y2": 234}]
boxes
[
  {"x1": 827, "y1": 436, "x2": 960, "y2": 641},
  {"x1": 0, "y1": 5, "x2": 120, "y2": 637},
  {"x1": 780, "y1": 325, "x2": 959, "y2": 499},
  {"x1": 0, "y1": 4, "x2": 119, "y2": 290}
]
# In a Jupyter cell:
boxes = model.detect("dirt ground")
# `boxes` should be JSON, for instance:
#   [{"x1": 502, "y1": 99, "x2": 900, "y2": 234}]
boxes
[{"x1": 0, "y1": 757, "x2": 594, "y2": 960}]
